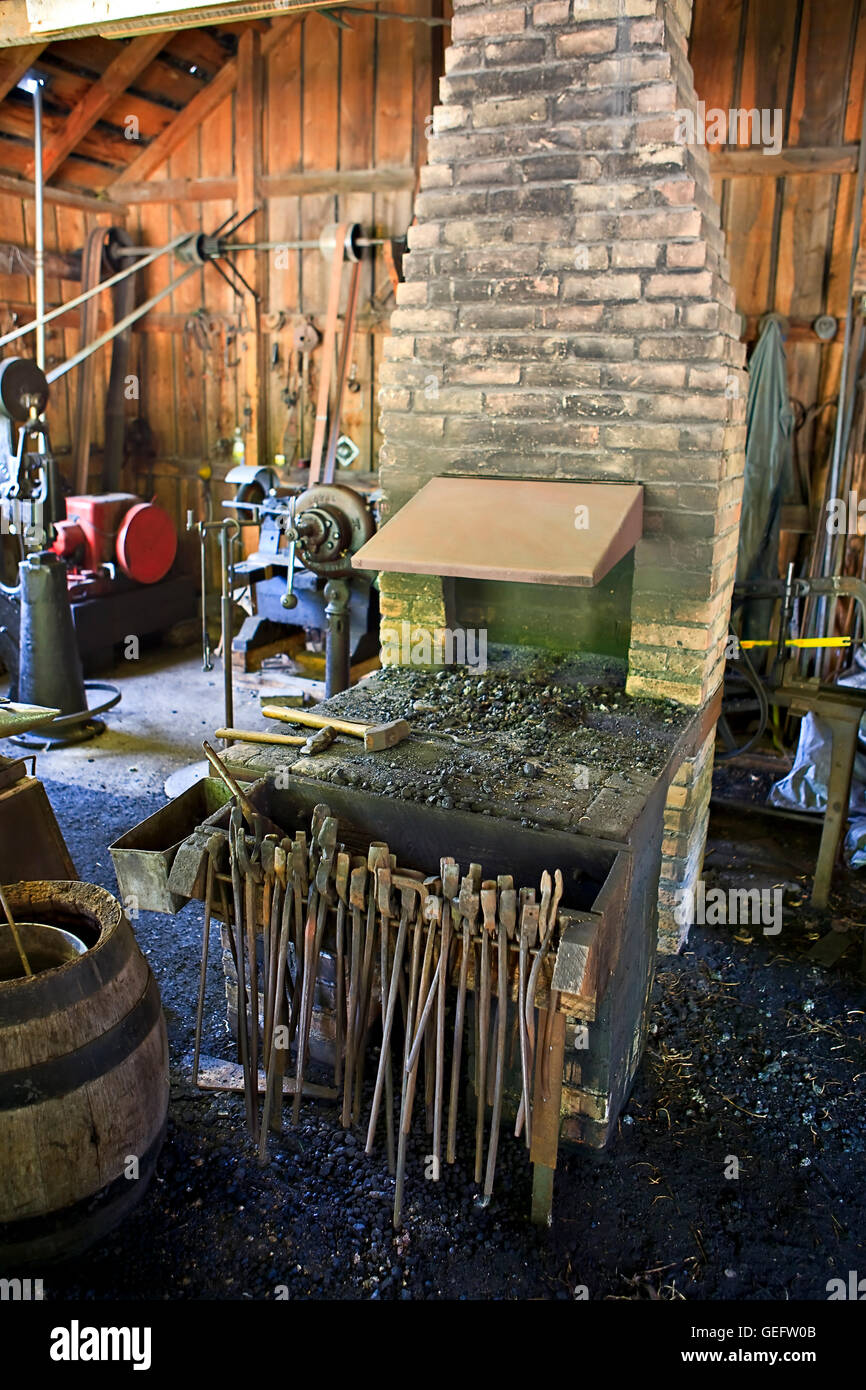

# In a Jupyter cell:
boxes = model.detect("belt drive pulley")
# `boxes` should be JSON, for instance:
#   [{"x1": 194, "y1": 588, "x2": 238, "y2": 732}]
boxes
[{"x1": 287, "y1": 483, "x2": 374, "y2": 582}]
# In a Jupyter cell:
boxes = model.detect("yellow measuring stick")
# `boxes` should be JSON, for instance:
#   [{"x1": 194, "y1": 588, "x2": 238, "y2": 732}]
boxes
[{"x1": 739, "y1": 637, "x2": 852, "y2": 649}]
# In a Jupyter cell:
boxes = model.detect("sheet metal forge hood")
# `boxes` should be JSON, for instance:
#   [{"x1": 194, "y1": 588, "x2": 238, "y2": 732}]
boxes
[{"x1": 352, "y1": 478, "x2": 643, "y2": 587}]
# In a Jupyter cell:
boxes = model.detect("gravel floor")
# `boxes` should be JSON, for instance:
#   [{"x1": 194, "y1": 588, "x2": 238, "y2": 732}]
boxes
[{"x1": 4, "y1": 648, "x2": 865, "y2": 1301}]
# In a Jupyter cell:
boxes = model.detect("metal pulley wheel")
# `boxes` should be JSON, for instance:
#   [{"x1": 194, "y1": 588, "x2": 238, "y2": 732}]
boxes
[
  {"x1": 0, "y1": 357, "x2": 49, "y2": 422},
  {"x1": 318, "y1": 222, "x2": 363, "y2": 264},
  {"x1": 292, "y1": 482, "x2": 374, "y2": 578}
]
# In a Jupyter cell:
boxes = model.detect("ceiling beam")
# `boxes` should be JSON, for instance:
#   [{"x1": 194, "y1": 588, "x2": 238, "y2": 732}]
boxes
[
  {"x1": 110, "y1": 165, "x2": 417, "y2": 203},
  {"x1": 0, "y1": 170, "x2": 127, "y2": 216},
  {"x1": 108, "y1": 14, "x2": 301, "y2": 191},
  {"x1": 0, "y1": 43, "x2": 48, "y2": 101},
  {"x1": 25, "y1": 33, "x2": 171, "y2": 181},
  {"x1": 709, "y1": 144, "x2": 859, "y2": 178},
  {"x1": 112, "y1": 175, "x2": 239, "y2": 202}
]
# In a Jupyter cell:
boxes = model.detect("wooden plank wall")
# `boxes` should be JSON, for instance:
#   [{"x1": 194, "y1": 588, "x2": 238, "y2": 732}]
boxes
[
  {"x1": 122, "y1": 3, "x2": 443, "y2": 554},
  {"x1": 691, "y1": 0, "x2": 865, "y2": 488},
  {"x1": 0, "y1": 4, "x2": 445, "y2": 562}
]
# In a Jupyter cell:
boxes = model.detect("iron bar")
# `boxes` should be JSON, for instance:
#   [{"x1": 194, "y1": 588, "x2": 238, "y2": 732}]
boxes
[
  {"x1": 221, "y1": 238, "x2": 386, "y2": 252},
  {"x1": 32, "y1": 81, "x2": 45, "y2": 372},
  {"x1": 0, "y1": 234, "x2": 191, "y2": 352},
  {"x1": 46, "y1": 264, "x2": 199, "y2": 384}
]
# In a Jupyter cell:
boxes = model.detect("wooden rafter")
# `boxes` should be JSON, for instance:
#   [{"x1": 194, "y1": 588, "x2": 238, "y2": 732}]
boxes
[
  {"x1": 25, "y1": 32, "x2": 171, "y2": 181},
  {"x1": 0, "y1": 43, "x2": 48, "y2": 102},
  {"x1": 109, "y1": 14, "x2": 301, "y2": 192}
]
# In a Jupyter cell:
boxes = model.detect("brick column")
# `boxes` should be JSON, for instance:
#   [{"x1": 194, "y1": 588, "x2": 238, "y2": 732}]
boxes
[{"x1": 378, "y1": 0, "x2": 747, "y2": 950}]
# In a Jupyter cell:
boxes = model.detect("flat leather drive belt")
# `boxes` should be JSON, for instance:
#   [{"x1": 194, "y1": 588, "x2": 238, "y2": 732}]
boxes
[
  {"x1": 72, "y1": 226, "x2": 136, "y2": 495},
  {"x1": 308, "y1": 223, "x2": 363, "y2": 488},
  {"x1": 103, "y1": 226, "x2": 135, "y2": 493}
]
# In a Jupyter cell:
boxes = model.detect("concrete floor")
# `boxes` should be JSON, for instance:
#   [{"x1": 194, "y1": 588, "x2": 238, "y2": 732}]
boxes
[{"x1": 3, "y1": 645, "x2": 272, "y2": 796}]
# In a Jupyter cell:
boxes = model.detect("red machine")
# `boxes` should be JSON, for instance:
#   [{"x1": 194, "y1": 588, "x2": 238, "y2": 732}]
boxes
[{"x1": 52, "y1": 493, "x2": 178, "y2": 595}]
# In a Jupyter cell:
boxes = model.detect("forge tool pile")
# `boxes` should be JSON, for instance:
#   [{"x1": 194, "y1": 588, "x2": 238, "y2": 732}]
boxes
[{"x1": 193, "y1": 747, "x2": 567, "y2": 1229}]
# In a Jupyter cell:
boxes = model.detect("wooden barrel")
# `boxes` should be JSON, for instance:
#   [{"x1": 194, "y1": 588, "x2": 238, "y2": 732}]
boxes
[{"x1": 0, "y1": 881, "x2": 169, "y2": 1268}]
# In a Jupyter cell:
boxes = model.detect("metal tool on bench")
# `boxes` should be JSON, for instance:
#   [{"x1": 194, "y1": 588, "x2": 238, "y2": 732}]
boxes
[
  {"x1": 302, "y1": 725, "x2": 338, "y2": 756},
  {"x1": 342, "y1": 858, "x2": 368, "y2": 1126},
  {"x1": 447, "y1": 864, "x2": 480, "y2": 1165},
  {"x1": 516, "y1": 890, "x2": 538, "y2": 1148},
  {"x1": 475, "y1": 879, "x2": 498, "y2": 1184},
  {"x1": 292, "y1": 812, "x2": 338, "y2": 1124},
  {"x1": 483, "y1": 885, "x2": 516, "y2": 1203}
]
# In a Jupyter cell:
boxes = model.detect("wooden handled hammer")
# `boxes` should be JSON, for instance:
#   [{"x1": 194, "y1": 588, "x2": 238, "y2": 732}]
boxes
[{"x1": 262, "y1": 705, "x2": 410, "y2": 752}]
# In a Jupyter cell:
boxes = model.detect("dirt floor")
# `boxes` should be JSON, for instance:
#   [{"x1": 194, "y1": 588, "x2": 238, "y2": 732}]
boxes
[{"x1": 4, "y1": 646, "x2": 866, "y2": 1301}]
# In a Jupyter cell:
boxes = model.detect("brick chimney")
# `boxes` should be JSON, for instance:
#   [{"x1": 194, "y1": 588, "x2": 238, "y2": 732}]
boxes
[{"x1": 377, "y1": 0, "x2": 747, "y2": 950}]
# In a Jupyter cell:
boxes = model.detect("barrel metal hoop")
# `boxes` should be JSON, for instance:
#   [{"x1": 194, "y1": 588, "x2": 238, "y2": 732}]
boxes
[
  {"x1": 0, "y1": 973, "x2": 163, "y2": 1111},
  {"x1": 0, "y1": 1119, "x2": 166, "y2": 1266}
]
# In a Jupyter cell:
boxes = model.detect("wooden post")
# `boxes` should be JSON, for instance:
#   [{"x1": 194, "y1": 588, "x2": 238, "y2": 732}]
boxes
[{"x1": 236, "y1": 28, "x2": 268, "y2": 469}]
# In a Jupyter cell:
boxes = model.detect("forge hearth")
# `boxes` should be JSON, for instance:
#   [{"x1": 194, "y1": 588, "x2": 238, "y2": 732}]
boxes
[
  {"x1": 221, "y1": 649, "x2": 713, "y2": 1212},
  {"x1": 238, "y1": 651, "x2": 692, "y2": 834}
]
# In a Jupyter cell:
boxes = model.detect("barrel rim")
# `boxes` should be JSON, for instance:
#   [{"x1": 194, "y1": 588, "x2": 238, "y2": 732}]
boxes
[{"x1": 0, "y1": 881, "x2": 123, "y2": 996}]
